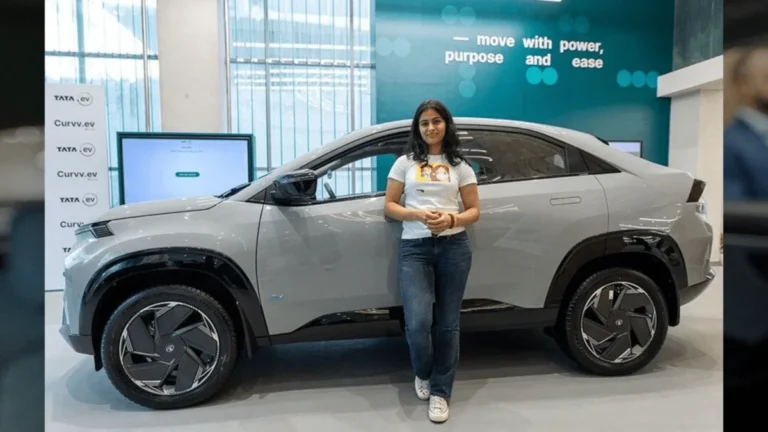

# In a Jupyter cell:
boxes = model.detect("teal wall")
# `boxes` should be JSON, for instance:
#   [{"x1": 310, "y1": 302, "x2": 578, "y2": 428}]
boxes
[{"x1": 374, "y1": 0, "x2": 674, "y2": 173}]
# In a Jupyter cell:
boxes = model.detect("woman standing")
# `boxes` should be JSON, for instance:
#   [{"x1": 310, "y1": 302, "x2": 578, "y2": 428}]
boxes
[{"x1": 384, "y1": 100, "x2": 480, "y2": 423}]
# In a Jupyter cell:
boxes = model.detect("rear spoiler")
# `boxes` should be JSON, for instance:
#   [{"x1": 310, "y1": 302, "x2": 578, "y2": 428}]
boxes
[{"x1": 687, "y1": 179, "x2": 706, "y2": 202}]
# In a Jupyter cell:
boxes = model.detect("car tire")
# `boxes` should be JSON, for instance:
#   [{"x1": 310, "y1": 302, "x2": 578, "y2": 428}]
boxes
[
  {"x1": 100, "y1": 285, "x2": 238, "y2": 410},
  {"x1": 559, "y1": 268, "x2": 669, "y2": 376}
]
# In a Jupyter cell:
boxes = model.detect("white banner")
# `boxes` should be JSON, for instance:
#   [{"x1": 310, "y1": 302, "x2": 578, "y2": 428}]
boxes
[{"x1": 44, "y1": 83, "x2": 109, "y2": 292}]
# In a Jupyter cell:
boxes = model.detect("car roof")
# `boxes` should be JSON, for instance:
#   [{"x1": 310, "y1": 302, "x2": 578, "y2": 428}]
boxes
[
  {"x1": 275, "y1": 116, "x2": 599, "y2": 168},
  {"x1": 230, "y1": 117, "x2": 677, "y2": 201},
  {"x1": 340, "y1": 117, "x2": 606, "y2": 153},
  {"x1": 347, "y1": 117, "x2": 584, "y2": 141}
]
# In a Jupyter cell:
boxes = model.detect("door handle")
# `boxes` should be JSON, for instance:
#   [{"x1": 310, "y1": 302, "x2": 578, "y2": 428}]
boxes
[{"x1": 550, "y1": 196, "x2": 582, "y2": 206}]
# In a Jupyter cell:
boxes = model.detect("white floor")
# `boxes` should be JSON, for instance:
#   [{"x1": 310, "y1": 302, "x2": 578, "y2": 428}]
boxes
[{"x1": 45, "y1": 269, "x2": 723, "y2": 431}]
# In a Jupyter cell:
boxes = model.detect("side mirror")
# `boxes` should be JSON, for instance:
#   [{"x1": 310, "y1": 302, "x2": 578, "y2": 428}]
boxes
[{"x1": 271, "y1": 169, "x2": 317, "y2": 205}]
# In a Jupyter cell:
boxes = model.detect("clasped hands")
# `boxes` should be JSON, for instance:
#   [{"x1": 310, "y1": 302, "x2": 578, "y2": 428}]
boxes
[{"x1": 415, "y1": 209, "x2": 453, "y2": 235}]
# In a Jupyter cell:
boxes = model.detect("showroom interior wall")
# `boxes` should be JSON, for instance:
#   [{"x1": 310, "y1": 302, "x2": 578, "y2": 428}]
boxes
[
  {"x1": 658, "y1": 0, "x2": 723, "y2": 263},
  {"x1": 672, "y1": 0, "x2": 723, "y2": 70},
  {"x1": 373, "y1": 0, "x2": 675, "y2": 186},
  {"x1": 158, "y1": 0, "x2": 376, "y2": 183},
  {"x1": 45, "y1": 0, "x2": 377, "y2": 205},
  {"x1": 223, "y1": 0, "x2": 374, "y2": 185},
  {"x1": 660, "y1": 72, "x2": 723, "y2": 263},
  {"x1": 156, "y1": 0, "x2": 227, "y2": 133},
  {"x1": 45, "y1": 0, "x2": 162, "y2": 208},
  {"x1": 45, "y1": 0, "x2": 719, "y2": 212}
]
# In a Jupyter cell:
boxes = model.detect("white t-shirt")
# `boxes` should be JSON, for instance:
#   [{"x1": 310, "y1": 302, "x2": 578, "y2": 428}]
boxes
[{"x1": 387, "y1": 153, "x2": 478, "y2": 239}]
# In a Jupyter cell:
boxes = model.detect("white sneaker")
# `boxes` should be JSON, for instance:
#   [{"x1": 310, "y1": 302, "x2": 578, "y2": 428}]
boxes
[
  {"x1": 414, "y1": 377, "x2": 430, "y2": 400},
  {"x1": 428, "y1": 395, "x2": 449, "y2": 423}
]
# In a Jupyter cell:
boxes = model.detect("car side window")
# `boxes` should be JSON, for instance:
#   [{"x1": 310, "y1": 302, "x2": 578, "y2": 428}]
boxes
[
  {"x1": 462, "y1": 130, "x2": 568, "y2": 183},
  {"x1": 312, "y1": 136, "x2": 407, "y2": 202}
]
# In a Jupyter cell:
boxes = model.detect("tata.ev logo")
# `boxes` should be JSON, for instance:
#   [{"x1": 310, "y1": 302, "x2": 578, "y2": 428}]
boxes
[
  {"x1": 77, "y1": 92, "x2": 93, "y2": 106},
  {"x1": 53, "y1": 92, "x2": 92, "y2": 106},
  {"x1": 62, "y1": 247, "x2": 72, "y2": 253},
  {"x1": 56, "y1": 143, "x2": 95, "y2": 157},
  {"x1": 80, "y1": 143, "x2": 95, "y2": 156},
  {"x1": 60, "y1": 193, "x2": 98, "y2": 207}
]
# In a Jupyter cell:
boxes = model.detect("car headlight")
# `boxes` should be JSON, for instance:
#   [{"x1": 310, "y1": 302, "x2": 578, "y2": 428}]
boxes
[
  {"x1": 74, "y1": 225, "x2": 94, "y2": 242},
  {"x1": 75, "y1": 221, "x2": 114, "y2": 240},
  {"x1": 65, "y1": 222, "x2": 114, "y2": 267}
]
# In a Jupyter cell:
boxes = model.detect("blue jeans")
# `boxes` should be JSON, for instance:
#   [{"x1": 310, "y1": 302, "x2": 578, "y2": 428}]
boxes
[{"x1": 398, "y1": 231, "x2": 473, "y2": 399}]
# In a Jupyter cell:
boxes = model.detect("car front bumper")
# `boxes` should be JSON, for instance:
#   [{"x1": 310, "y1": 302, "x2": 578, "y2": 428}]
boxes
[{"x1": 680, "y1": 266, "x2": 716, "y2": 306}]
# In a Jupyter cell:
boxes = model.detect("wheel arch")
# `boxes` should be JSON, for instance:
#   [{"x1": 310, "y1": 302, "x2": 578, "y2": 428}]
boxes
[
  {"x1": 545, "y1": 230, "x2": 688, "y2": 327},
  {"x1": 80, "y1": 247, "x2": 269, "y2": 370}
]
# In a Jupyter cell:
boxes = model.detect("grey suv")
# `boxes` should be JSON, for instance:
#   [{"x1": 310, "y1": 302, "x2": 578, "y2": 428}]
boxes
[{"x1": 59, "y1": 118, "x2": 716, "y2": 410}]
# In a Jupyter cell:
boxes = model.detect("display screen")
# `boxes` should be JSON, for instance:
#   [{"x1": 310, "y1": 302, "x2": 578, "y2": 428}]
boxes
[
  {"x1": 119, "y1": 134, "x2": 253, "y2": 205},
  {"x1": 608, "y1": 141, "x2": 643, "y2": 157}
]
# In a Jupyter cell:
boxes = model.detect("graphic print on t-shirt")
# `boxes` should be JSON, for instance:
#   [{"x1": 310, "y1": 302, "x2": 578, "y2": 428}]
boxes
[{"x1": 416, "y1": 162, "x2": 451, "y2": 183}]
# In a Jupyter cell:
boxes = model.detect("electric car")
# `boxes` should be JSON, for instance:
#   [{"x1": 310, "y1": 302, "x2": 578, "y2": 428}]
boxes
[{"x1": 59, "y1": 118, "x2": 716, "y2": 409}]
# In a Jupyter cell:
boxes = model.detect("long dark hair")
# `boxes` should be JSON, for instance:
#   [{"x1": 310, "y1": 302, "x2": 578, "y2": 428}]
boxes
[{"x1": 407, "y1": 99, "x2": 466, "y2": 167}]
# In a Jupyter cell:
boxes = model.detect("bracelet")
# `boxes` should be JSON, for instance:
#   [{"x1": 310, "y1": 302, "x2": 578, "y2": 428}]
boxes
[{"x1": 449, "y1": 213, "x2": 456, "y2": 229}]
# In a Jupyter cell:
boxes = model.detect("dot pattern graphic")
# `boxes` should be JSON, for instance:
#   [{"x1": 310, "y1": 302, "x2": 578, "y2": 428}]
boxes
[
  {"x1": 376, "y1": 37, "x2": 410, "y2": 58},
  {"x1": 459, "y1": 7, "x2": 476, "y2": 25},
  {"x1": 542, "y1": 67, "x2": 559, "y2": 85},
  {"x1": 558, "y1": 14, "x2": 590, "y2": 34},
  {"x1": 646, "y1": 71, "x2": 659, "y2": 88},
  {"x1": 617, "y1": 70, "x2": 632, "y2": 87},
  {"x1": 375, "y1": 37, "x2": 393, "y2": 56},
  {"x1": 443, "y1": 5, "x2": 478, "y2": 97},
  {"x1": 632, "y1": 71, "x2": 646, "y2": 88},
  {"x1": 459, "y1": 80, "x2": 477, "y2": 98},
  {"x1": 442, "y1": 5, "x2": 476, "y2": 26},
  {"x1": 617, "y1": 70, "x2": 660, "y2": 89},
  {"x1": 573, "y1": 16, "x2": 590, "y2": 34},
  {"x1": 526, "y1": 67, "x2": 542, "y2": 85},
  {"x1": 393, "y1": 38, "x2": 411, "y2": 57},
  {"x1": 526, "y1": 67, "x2": 558, "y2": 86},
  {"x1": 442, "y1": 5, "x2": 459, "y2": 23},
  {"x1": 459, "y1": 63, "x2": 476, "y2": 80}
]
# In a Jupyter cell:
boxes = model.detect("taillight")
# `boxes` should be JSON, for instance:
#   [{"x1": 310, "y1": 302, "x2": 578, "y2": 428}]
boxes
[{"x1": 687, "y1": 179, "x2": 706, "y2": 202}]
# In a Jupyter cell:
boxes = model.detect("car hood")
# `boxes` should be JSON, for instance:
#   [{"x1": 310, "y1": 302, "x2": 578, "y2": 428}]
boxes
[{"x1": 91, "y1": 196, "x2": 223, "y2": 223}]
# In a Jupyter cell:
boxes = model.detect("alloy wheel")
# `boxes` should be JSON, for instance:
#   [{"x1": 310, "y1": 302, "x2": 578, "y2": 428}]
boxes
[
  {"x1": 119, "y1": 301, "x2": 220, "y2": 396},
  {"x1": 580, "y1": 281, "x2": 657, "y2": 364}
]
